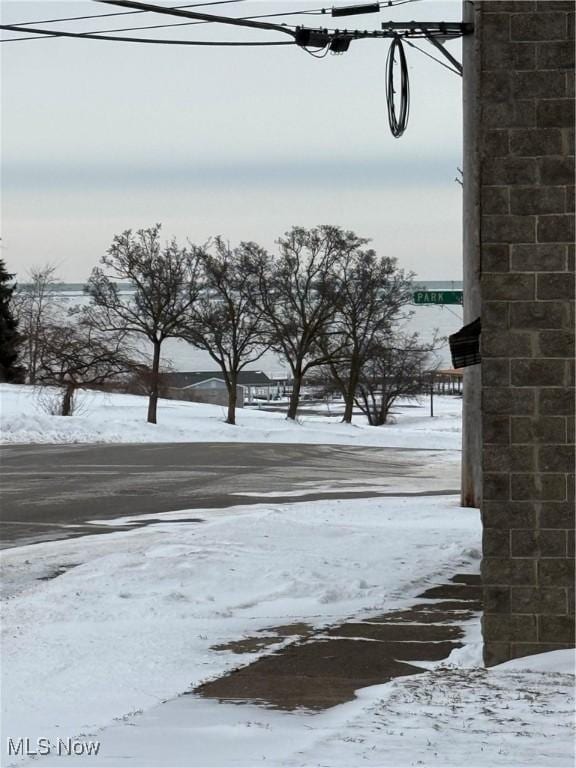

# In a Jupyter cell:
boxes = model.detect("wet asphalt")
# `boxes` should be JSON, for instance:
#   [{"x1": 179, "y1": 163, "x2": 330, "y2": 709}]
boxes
[{"x1": 0, "y1": 442, "x2": 459, "y2": 549}]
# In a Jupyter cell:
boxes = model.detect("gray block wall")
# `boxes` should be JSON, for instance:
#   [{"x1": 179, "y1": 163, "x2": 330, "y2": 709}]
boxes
[{"x1": 472, "y1": 1, "x2": 575, "y2": 665}]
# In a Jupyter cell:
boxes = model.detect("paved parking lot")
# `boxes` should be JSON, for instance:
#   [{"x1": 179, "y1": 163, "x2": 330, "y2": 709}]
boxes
[{"x1": 0, "y1": 442, "x2": 459, "y2": 548}]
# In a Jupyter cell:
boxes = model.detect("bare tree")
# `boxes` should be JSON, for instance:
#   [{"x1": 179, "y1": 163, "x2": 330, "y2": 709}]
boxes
[
  {"x1": 184, "y1": 238, "x2": 269, "y2": 425},
  {"x1": 12, "y1": 264, "x2": 63, "y2": 384},
  {"x1": 355, "y1": 332, "x2": 436, "y2": 426},
  {"x1": 86, "y1": 225, "x2": 202, "y2": 424},
  {"x1": 252, "y1": 225, "x2": 365, "y2": 421},
  {"x1": 35, "y1": 319, "x2": 137, "y2": 416},
  {"x1": 321, "y1": 250, "x2": 415, "y2": 423}
]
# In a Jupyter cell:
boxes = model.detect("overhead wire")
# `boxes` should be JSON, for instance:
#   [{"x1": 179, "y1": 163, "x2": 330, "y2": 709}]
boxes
[
  {"x1": 7, "y1": 0, "x2": 419, "y2": 27},
  {"x1": 1, "y1": 0, "x2": 422, "y2": 43},
  {"x1": 381, "y1": 0, "x2": 421, "y2": 6},
  {"x1": 302, "y1": 44, "x2": 331, "y2": 58},
  {"x1": 1, "y1": 0, "x2": 298, "y2": 45},
  {"x1": 1, "y1": 17, "x2": 291, "y2": 43},
  {"x1": 90, "y1": 0, "x2": 423, "y2": 46},
  {"x1": 0, "y1": 23, "x2": 296, "y2": 45},
  {"x1": 0, "y1": 0, "x2": 249, "y2": 42},
  {"x1": 79, "y1": 7, "x2": 326, "y2": 35},
  {"x1": 0, "y1": 7, "x2": 326, "y2": 43},
  {"x1": 5, "y1": 0, "x2": 247, "y2": 27},
  {"x1": 92, "y1": 0, "x2": 313, "y2": 35}
]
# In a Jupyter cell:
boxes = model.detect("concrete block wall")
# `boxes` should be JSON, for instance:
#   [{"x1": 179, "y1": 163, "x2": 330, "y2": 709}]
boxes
[{"x1": 474, "y1": 1, "x2": 575, "y2": 665}]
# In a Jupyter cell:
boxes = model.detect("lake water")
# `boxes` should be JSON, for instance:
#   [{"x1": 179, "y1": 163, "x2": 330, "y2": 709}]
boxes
[{"x1": 41, "y1": 281, "x2": 463, "y2": 375}]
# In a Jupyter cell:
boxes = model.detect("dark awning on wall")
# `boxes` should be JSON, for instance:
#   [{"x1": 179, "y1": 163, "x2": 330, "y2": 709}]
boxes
[{"x1": 449, "y1": 318, "x2": 481, "y2": 368}]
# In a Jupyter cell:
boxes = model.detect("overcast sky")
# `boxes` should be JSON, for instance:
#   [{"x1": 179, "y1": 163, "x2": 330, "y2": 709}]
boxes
[{"x1": 2, "y1": 0, "x2": 464, "y2": 282}]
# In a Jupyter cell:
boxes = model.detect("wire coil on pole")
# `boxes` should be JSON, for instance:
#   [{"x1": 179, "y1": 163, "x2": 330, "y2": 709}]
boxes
[{"x1": 385, "y1": 35, "x2": 409, "y2": 137}]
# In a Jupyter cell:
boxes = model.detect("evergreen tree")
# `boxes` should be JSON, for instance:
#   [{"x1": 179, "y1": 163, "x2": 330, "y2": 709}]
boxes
[{"x1": 0, "y1": 259, "x2": 23, "y2": 382}]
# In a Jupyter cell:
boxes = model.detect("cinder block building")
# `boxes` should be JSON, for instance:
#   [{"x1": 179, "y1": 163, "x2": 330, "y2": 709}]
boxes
[{"x1": 463, "y1": 1, "x2": 575, "y2": 665}]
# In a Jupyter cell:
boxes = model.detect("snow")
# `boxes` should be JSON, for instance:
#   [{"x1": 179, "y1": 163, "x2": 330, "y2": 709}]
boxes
[
  {"x1": 62, "y1": 656, "x2": 572, "y2": 768},
  {"x1": 492, "y1": 648, "x2": 575, "y2": 675},
  {"x1": 2, "y1": 496, "x2": 482, "y2": 767},
  {"x1": 1, "y1": 383, "x2": 573, "y2": 768},
  {"x1": 0, "y1": 384, "x2": 462, "y2": 450},
  {"x1": 2, "y1": 496, "x2": 573, "y2": 768}
]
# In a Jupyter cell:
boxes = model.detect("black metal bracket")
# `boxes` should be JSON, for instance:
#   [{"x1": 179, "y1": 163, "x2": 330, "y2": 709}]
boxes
[
  {"x1": 424, "y1": 33, "x2": 463, "y2": 75},
  {"x1": 380, "y1": 21, "x2": 474, "y2": 39},
  {"x1": 380, "y1": 21, "x2": 473, "y2": 75}
]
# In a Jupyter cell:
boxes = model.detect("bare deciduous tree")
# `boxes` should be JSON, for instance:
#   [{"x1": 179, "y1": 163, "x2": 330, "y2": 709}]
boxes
[
  {"x1": 184, "y1": 238, "x2": 268, "y2": 425},
  {"x1": 86, "y1": 225, "x2": 202, "y2": 424},
  {"x1": 355, "y1": 332, "x2": 436, "y2": 426},
  {"x1": 321, "y1": 250, "x2": 415, "y2": 423},
  {"x1": 252, "y1": 225, "x2": 365, "y2": 421},
  {"x1": 12, "y1": 264, "x2": 63, "y2": 384},
  {"x1": 35, "y1": 319, "x2": 137, "y2": 416}
]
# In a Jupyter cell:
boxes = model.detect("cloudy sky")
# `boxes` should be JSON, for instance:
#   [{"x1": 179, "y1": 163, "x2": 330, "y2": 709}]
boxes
[{"x1": 2, "y1": 0, "x2": 464, "y2": 282}]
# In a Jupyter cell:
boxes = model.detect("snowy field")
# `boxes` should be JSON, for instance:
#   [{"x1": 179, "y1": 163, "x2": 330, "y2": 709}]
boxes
[{"x1": 0, "y1": 384, "x2": 461, "y2": 450}]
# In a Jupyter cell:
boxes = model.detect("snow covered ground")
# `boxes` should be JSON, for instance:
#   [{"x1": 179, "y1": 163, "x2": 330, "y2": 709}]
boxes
[
  {"x1": 43, "y1": 650, "x2": 574, "y2": 768},
  {"x1": 0, "y1": 384, "x2": 461, "y2": 450},
  {"x1": 2, "y1": 496, "x2": 479, "y2": 760},
  {"x1": 1, "y1": 384, "x2": 573, "y2": 767},
  {"x1": 2, "y1": 496, "x2": 574, "y2": 768}
]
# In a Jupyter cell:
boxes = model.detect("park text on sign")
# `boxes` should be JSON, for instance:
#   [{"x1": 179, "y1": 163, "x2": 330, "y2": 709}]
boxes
[{"x1": 413, "y1": 290, "x2": 463, "y2": 305}]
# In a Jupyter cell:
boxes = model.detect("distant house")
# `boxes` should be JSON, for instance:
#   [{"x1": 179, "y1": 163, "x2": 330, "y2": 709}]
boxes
[{"x1": 160, "y1": 371, "x2": 276, "y2": 406}]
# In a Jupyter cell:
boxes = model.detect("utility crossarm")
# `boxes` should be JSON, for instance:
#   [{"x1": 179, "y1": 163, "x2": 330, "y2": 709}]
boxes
[
  {"x1": 380, "y1": 21, "x2": 473, "y2": 38},
  {"x1": 380, "y1": 21, "x2": 474, "y2": 75}
]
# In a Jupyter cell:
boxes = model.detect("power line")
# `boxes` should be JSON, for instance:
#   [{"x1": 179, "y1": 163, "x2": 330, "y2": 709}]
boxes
[
  {"x1": 95, "y1": 0, "x2": 299, "y2": 36},
  {"x1": 85, "y1": 6, "x2": 331, "y2": 30},
  {"x1": 1, "y1": 0, "x2": 422, "y2": 42},
  {"x1": 6, "y1": 0, "x2": 418, "y2": 28},
  {"x1": 1, "y1": 8, "x2": 326, "y2": 44},
  {"x1": 92, "y1": 0, "x2": 423, "y2": 44},
  {"x1": 1, "y1": 0, "x2": 298, "y2": 45},
  {"x1": 302, "y1": 44, "x2": 331, "y2": 59},
  {"x1": 0, "y1": 23, "x2": 296, "y2": 46},
  {"x1": 5, "y1": 1, "x2": 247, "y2": 27},
  {"x1": 0, "y1": 1, "x2": 250, "y2": 42}
]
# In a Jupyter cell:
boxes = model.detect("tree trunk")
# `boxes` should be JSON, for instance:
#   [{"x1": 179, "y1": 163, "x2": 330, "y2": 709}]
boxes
[
  {"x1": 61, "y1": 383, "x2": 75, "y2": 416},
  {"x1": 365, "y1": 391, "x2": 379, "y2": 426},
  {"x1": 286, "y1": 370, "x2": 302, "y2": 421},
  {"x1": 29, "y1": 343, "x2": 37, "y2": 385},
  {"x1": 373, "y1": 407, "x2": 386, "y2": 426},
  {"x1": 226, "y1": 376, "x2": 237, "y2": 425},
  {"x1": 147, "y1": 339, "x2": 161, "y2": 424},
  {"x1": 342, "y1": 359, "x2": 360, "y2": 423}
]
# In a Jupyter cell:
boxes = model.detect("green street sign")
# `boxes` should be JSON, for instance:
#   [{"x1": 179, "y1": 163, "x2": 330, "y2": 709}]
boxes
[{"x1": 413, "y1": 290, "x2": 463, "y2": 306}]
